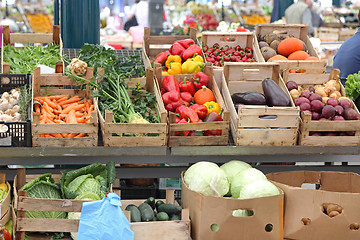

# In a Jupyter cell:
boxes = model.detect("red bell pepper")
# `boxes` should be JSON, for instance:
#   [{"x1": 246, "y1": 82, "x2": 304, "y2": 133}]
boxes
[
  {"x1": 162, "y1": 75, "x2": 180, "y2": 92},
  {"x1": 178, "y1": 39, "x2": 195, "y2": 49},
  {"x1": 182, "y1": 45, "x2": 202, "y2": 60},
  {"x1": 180, "y1": 107, "x2": 199, "y2": 123},
  {"x1": 176, "y1": 117, "x2": 181, "y2": 123},
  {"x1": 190, "y1": 104, "x2": 208, "y2": 120},
  {"x1": 188, "y1": 130, "x2": 204, "y2": 136},
  {"x1": 179, "y1": 78, "x2": 196, "y2": 95},
  {"x1": 153, "y1": 50, "x2": 170, "y2": 66},
  {"x1": 204, "y1": 112, "x2": 223, "y2": 136},
  {"x1": 175, "y1": 118, "x2": 190, "y2": 136},
  {"x1": 175, "y1": 104, "x2": 187, "y2": 115},
  {"x1": 170, "y1": 41, "x2": 186, "y2": 56},
  {"x1": 180, "y1": 92, "x2": 193, "y2": 103},
  {"x1": 162, "y1": 91, "x2": 181, "y2": 112},
  {"x1": 192, "y1": 72, "x2": 209, "y2": 89},
  {"x1": 160, "y1": 88, "x2": 167, "y2": 95}
]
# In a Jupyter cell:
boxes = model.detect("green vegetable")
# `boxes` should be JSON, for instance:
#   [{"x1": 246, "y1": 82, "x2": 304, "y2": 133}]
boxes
[
  {"x1": 155, "y1": 200, "x2": 165, "y2": 212},
  {"x1": 20, "y1": 173, "x2": 66, "y2": 219},
  {"x1": 157, "y1": 212, "x2": 169, "y2": 221},
  {"x1": 106, "y1": 161, "x2": 116, "y2": 190},
  {"x1": 170, "y1": 214, "x2": 181, "y2": 221},
  {"x1": 146, "y1": 197, "x2": 156, "y2": 210},
  {"x1": 18, "y1": 84, "x2": 32, "y2": 121},
  {"x1": 220, "y1": 160, "x2": 252, "y2": 183},
  {"x1": 3, "y1": 44, "x2": 61, "y2": 74},
  {"x1": 184, "y1": 161, "x2": 229, "y2": 197},
  {"x1": 230, "y1": 168, "x2": 266, "y2": 198},
  {"x1": 125, "y1": 204, "x2": 141, "y2": 222},
  {"x1": 157, "y1": 204, "x2": 182, "y2": 216},
  {"x1": 138, "y1": 202, "x2": 155, "y2": 222},
  {"x1": 239, "y1": 180, "x2": 280, "y2": 199},
  {"x1": 345, "y1": 71, "x2": 360, "y2": 100}
]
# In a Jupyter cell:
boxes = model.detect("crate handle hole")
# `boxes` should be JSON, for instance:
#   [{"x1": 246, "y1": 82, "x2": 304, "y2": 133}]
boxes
[
  {"x1": 243, "y1": 69, "x2": 260, "y2": 73},
  {"x1": 210, "y1": 223, "x2": 220, "y2": 232},
  {"x1": 265, "y1": 223, "x2": 273, "y2": 232},
  {"x1": 259, "y1": 115, "x2": 277, "y2": 120},
  {"x1": 350, "y1": 223, "x2": 360, "y2": 231},
  {"x1": 301, "y1": 218, "x2": 311, "y2": 225},
  {"x1": 322, "y1": 203, "x2": 342, "y2": 217},
  {"x1": 232, "y1": 209, "x2": 254, "y2": 217}
]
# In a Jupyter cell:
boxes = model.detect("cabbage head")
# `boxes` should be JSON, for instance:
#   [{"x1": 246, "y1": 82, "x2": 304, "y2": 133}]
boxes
[
  {"x1": 230, "y1": 168, "x2": 266, "y2": 198},
  {"x1": 232, "y1": 209, "x2": 254, "y2": 217},
  {"x1": 65, "y1": 174, "x2": 102, "y2": 199},
  {"x1": 185, "y1": 161, "x2": 229, "y2": 197},
  {"x1": 220, "y1": 160, "x2": 252, "y2": 183},
  {"x1": 239, "y1": 180, "x2": 280, "y2": 199}
]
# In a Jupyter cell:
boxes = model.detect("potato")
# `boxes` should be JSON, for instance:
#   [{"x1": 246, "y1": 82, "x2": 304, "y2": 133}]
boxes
[{"x1": 329, "y1": 211, "x2": 340, "y2": 218}]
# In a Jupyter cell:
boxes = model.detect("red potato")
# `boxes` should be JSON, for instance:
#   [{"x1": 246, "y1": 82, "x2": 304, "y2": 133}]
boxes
[
  {"x1": 300, "y1": 91, "x2": 311, "y2": 99},
  {"x1": 322, "y1": 105, "x2": 336, "y2": 119},
  {"x1": 334, "y1": 105, "x2": 344, "y2": 116},
  {"x1": 309, "y1": 93, "x2": 322, "y2": 102},
  {"x1": 310, "y1": 132, "x2": 322, "y2": 136},
  {"x1": 344, "y1": 108, "x2": 359, "y2": 120},
  {"x1": 333, "y1": 115, "x2": 345, "y2": 121},
  {"x1": 294, "y1": 97, "x2": 310, "y2": 106},
  {"x1": 300, "y1": 103, "x2": 311, "y2": 112},
  {"x1": 325, "y1": 132, "x2": 338, "y2": 136},
  {"x1": 339, "y1": 99, "x2": 352, "y2": 109},
  {"x1": 308, "y1": 86, "x2": 315, "y2": 93},
  {"x1": 311, "y1": 100, "x2": 325, "y2": 113},
  {"x1": 327, "y1": 98, "x2": 339, "y2": 107},
  {"x1": 312, "y1": 112, "x2": 321, "y2": 120},
  {"x1": 286, "y1": 81, "x2": 298, "y2": 91}
]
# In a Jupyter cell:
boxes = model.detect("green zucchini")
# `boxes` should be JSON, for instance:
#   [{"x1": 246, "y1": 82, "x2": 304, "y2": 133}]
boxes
[
  {"x1": 125, "y1": 204, "x2": 141, "y2": 222},
  {"x1": 146, "y1": 197, "x2": 156, "y2": 210},
  {"x1": 138, "y1": 202, "x2": 155, "y2": 222},
  {"x1": 155, "y1": 200, "x2": 165, "y2": 212},
  {"x1": 157, "y1": 212, "x2": 169, "y2": 221},
  {"x1": 157, "y1": 204, "x2": 182, "y2": 215}
]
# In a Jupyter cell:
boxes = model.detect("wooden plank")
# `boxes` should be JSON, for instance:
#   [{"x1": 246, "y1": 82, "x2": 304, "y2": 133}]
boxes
[
  {"x1": 102, "y1": 123, "x2": 166, "y2": 134},
  {"x1": 130, "y1": 221, "x2": 190, "y2": 240},
  {"x1": 169, "y1": 121, "x2": 229, "y2": 131},
  {"x1": 168, "y1": 135, "x2": 228, "y2": 147},
  {"x1": 236, "y1": 128, "x2": 298, "y2": 146},
  {"x1": 148, "y1": 36, "x2": 192, "y2": 44},
  {"x1": 102, "y1": 136, "x2": 167, "y2": 147},
  {"x1": 15, "y1": 191, "x2": 27, "y2": 240},
  {"x1": 32, "y1": 137, "x2": 97, "y2": 147},
  {"x1": 32, "y1": 123, "x2": 98, "y2": 134},
  {"x1": 39, "y1": 75, "x2": 77, "y2": 85},
  {"x1": 238, "y1": 115, "x2": 299, "y2": 128},
  {"x1": 39, "y1": 89, "x2": 88, "y2": 97},
  {"x1": 301, "y1": 120, "x2": 360, "y2": 131},
  {"x1": 10, "y1": 33, "x2": 53, "y2": 44},
  {"x1": 17, "y1": 218, "x2": 79, "y2": 232},
  {"x1": 202, "y1": 32, "x2": 253, "y2": 49},
  {"x1": 18, "y1": 197, "x2": 85, "y2": 212},
  {"x1": 300, "y1": 136, "x2": 360, "y2": 146}
]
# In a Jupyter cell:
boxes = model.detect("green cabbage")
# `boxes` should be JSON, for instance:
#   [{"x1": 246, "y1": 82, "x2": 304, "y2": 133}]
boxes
[
  {"x1": 20, "y1": 173, "x2": 66, "y2": 219},
  {"x1": 230, "y1": 168, "x2": 266, "y2": 198},
  {"x1": 185, "y1": 161, "x2": 229, "y2": 197},
  {"x1": 239, "y1": 180, "x2": 280, "y2": 199},
  {"x1": 232, "y1": 209, "x2": 254, "y2": 217},
  {"x1": 220, "y1": 160, "x2": 252, "y2": 183}
]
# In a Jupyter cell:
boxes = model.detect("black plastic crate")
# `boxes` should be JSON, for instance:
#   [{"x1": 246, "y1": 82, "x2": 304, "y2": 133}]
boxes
[{"x1": 0, "y1": 74, "x2": 32, "y2": 147}]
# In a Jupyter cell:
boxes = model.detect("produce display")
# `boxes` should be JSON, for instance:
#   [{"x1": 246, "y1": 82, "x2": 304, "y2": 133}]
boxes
[
  {"x1": 345, "y1": 71, "x2": 360, "y2": 102},
  {"x1": 26, "y1": 14, "x2": 53, "y2": 33},
  {"x1": 160, "y1": 73, "x2": 224, "y2": 136},
  {"x1": 125, "y1": 197, "x2": 182, "y2": 222},
  {"x1": 202, "y1": 43, "x2": 256, "y2": 67},
  {"x1": 3, "y1": 44, "x2": 61, "y2": 74},
  {"x1": 232, "y1": 78, "x2": 292, "y2": 110},
  {"x1": 33, "y1": 95, "x2": 94, "y2": 138},
  {"x1": 184, "y1": 160, "x2": 280, "y2": 206},
  {"x1": 257, "y1": 30, "x2": 318, "y2": 62},
  {"x1": 286, "y1": 79, "x2": 359, "y2": 136},
  {"x1": 241, "y1": 15, "x2": 268, "y2": 25}
]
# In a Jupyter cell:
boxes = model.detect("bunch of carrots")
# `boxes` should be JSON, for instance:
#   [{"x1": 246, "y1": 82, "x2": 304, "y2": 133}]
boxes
[{"x1": 33, "y1": 95, "x2": 94, "y2": 138}]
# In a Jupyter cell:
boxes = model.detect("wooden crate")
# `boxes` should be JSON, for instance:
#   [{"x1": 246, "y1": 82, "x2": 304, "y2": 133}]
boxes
[
  {"x1": 254, "y1": 24, "x2": 327, "y2": 73},
  {"x1": 283, "y1": 69, "x2": 360, "y2": 146},
  {"x1": 0, "y1": 173, "x2": 11, "y2": 227},
  {"x1": 314, "y1": 27, "x2": 357, "y2": 42},
  {"x1": 1, "y1": 25, "x2": 63, "y2": 73},
  {"x1": 98, "y1": 68, "x2": 168, "y2": 147},
  {"x1": 154, "y1": 63, "x2": 230, "y2": 147},
  {"x1": 13, "y1": 170, "x2": 190, "y2": 240},
  {"x1": 339, "y1": 28, "x2": 357, "y2": 41},
  {"x1": 31, "y1": 67, "x2": 98, "y2": 147},
  {"x1": 222, "y1": 63, "x2": 300, "y2": 146},
  {"x1": 142, "y1": 27, "x2": 198, "y2": 68}
]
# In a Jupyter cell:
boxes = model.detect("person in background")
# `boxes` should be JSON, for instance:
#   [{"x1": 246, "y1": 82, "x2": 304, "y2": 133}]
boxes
[
  {"x1": 332, "y1": 14, "x2": 360, "y2": 78},
  {"x1": 271, "y1": 0, "x2": 294, "y2": 23},
  {"x1": 311, "y1": 1, "x2": 325, "y2": 28},
  {"x1": 285, "y1": 0, "x2": 314, "y2": 36},
  {"x1": 127, "y1": 0, "x2": 149, "y2": 28}
]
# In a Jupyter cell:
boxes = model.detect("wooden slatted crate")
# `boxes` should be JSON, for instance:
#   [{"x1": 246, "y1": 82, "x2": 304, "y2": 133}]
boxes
[
  {"x1": 283, "y1": 68, "x2": 360, "y2": 146},
  {"x1": 142, "y1": 27, "x2": 198, "y2": 68},
  {"x1": 154, "y1": 63, "x2": 230, "y2": 147},
  {"x1": 222, "y1": 63, "x2": 300, "y2": 146},
  {"x1": 31, "y1": 67, "x2": 98, "y2": 147},
  {"x1": 1, "y1": 25, "x2": 63, "y2": 73},
  {"x1": 97, "y1": 68, "x2": 168, "y2": 147},
  {"x1": 254, "y1": 24, "x2": 327, "y2": 73},
  {"x1": 314, "y1": 27, "x2": 357, "y2": 42},
  {"x1": 13, "y1": 169, "x2": 190, "y2": 240}
]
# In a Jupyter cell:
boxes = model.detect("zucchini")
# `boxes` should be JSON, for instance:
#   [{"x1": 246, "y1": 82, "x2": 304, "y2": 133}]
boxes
[
  {"x1": 157, "y1": 204, "x2": 182, "y2": 215},
  {"x1": 125, "y1": 204, "x2": 141, "y2": 222},
  {"x1": 155, "y1": 200, "x2": 165, "y2": 212},
  {"x1": 138, "y1": 202, "x2": 155, "y2": 222},
  {"x1": 157, "y1": 212, "x2": 169, "y2": 221},
  {"x1": 146, "y1": 197, "x2": 156, "y2": 210}
]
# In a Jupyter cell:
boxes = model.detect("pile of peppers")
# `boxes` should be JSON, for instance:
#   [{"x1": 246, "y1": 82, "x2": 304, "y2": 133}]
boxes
[
  {"x1": 160, "y1": 72, "x2": 223, "y2": 136},
  {"x1": 152, "y1": 39, "x2": 204, "y2": 75}
]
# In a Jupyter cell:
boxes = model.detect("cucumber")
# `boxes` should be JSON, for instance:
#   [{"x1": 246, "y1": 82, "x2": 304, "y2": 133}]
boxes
[
  {"x1": 138, "y1": 202, "x2": 155, "y2": 222},
  {"x1": 157, "y1": 212, "x2": 169, "y2": 221},
  {"x1": 157, "y1": 204, "x2": 182, "y2": 215},
  {"x1": 155, "y1": 200, "x2": 165, "y2": 212},
  {"x1": 146, "y1": 197, "x2": 156, "y2": 210},
  {"x1": 170, "y1": 214, "x2": 181, "y2": 221},
  {"x1": 125, "y1": 204, "x2": 141, "y2": 223}
]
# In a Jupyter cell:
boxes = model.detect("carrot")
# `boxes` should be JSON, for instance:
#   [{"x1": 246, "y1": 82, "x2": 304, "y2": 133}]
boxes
[
  {"x1": 44, "y1": 97, "x2": 57, "y2": 109},
  {"x1": 34, "y1": 103, "x2": 41, "y2": 114},
  {"x1": 44, "y1": 134, "x2": 55, "y2": 138},
  {"x1": 50, "y1": 133, "x2": 63, "y2": 138},
  {"x1": 75, "y1": 111, "x2": 84, "y2": 117},
  {"x1": 77, "y1": 117, "x2": 87, "y2": 123},
  {"x1": 45, "y1": 118, "x2": 55, "y2": 124},
  {"x1": 61, "y1": 133, "x2": 69, "y2": 138},
  {"x1": 62, "y1": 103, "x2": 78, "y2": 114},
  {"x1": 40, "y1": 118, "x2": 46, "y2": 124},
  {"x1": 73, "y1": 104, "x2": 85, "y2": 111},
  {"x1": 40, "y1": 134, "x2": 45, "y2": 137},
  {"x1": 56, "y1": 103, "x2": 62, "y2": 111},
  {"x1": 66, "y1": 133, "x2": 78, "y2": 138},
  {"x1": 34, "y1": 97, "x2": 44, "y2": 104},
  {"x1": 68, "y1": 110, "x2": 78, "y2": 124},
  {"x1": 43, "y1": 102, "x2": 53, "y2": 113},
  {"x1": 57, "y1": 96, "x2": 69, "y2": 102},
  {"x1": 75, "y1": 133, "x2": 86, "y2": 138},
  {"x1": 49, "y1": 95, "x2": 66, "y2": 100},
  {"x1": 58, "y1": 96, "x2": 80, "y2": 106},
  {"x1": 87, "y1": 105, "x2": 94, "y2": 117},
  {"x1": 54, "y1": 119, "x2": 65, "y2": 124},
  {"x1": 85, "y1": 101, "x2": 90, "y2": 112}
]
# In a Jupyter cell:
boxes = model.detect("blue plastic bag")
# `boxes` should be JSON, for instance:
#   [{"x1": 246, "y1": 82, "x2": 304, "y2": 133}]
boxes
[{"x1": 77, "y1": 192, "x2": 134, "y2": 240}]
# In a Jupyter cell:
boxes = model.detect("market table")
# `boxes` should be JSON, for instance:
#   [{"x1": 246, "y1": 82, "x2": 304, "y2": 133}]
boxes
[{"x1": 0, "y1": 146, "x2": 359, "y2": 180}]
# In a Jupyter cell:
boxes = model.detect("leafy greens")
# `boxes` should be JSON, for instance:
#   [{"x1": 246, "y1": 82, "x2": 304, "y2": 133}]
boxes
[{"x1": 345, "y1": 71, "x2": 360, "y2": 100}]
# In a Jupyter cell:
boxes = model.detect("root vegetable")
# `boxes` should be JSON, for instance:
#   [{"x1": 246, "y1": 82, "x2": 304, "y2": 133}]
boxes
[
  {"x1": 300, "y1": 91, "x2": 311, "y2": 99},
  {"x1": 312, "y1": 112, "x2": 321, "y2": 120},
  {"x1": 333, "y1": 115, "x2": 345, "y2": 121},
  {"x1": 310, "y1": 132, "x2": 322, "y2": 136},
  {"x1": 322, "y1": 97, "x2": 329, "y2": 104},
  {"x1": 322, "y1": 105, "x2": 336, "y2": 119},
  {"x1": 315, "y1": 87, "x2": 327, "y2": 98},
  {"x1": 309, "y1": 93, "x2": 322, "y2": 102},
  {"x1": 329, "y1": 91, "x2": 341, "y2": 99},
  {"x1": 324, "y1": 86, "x2": 336, "y2": 96},
  {"x1": 67, "y1": 58, "x2": 88, "y2": 75},
  {"x1": 300, "y1": 103, "x2": 311, "y2": 111},
  {"x1": 290, "y1": 89, "x2": 300, "y2": 99},
  {"x1": 344, "y1": 108, "x2": 359, "y2": 120},
  {"x1": 339, "y1": 99, "x2": 352, "y2": 109},
  {"x1": 329, "y1": 211, "x2": 340, "y2": 217},
  {"x1": 325, "y1": 80, "x2": 341, "y2": 91},
  {"x1": 0, "y1": 124, "x2": 8, "y2": 133},
  {"x1": 294, "y1": 97, "x2": 310, "y2": 106},
  {"x1": 286, "y1": 81, "x2": 298, "y2": 91},
  {"x1": 311, "y1": 100, "x2": 325, "y2": 113},
  {"x1": 325, "y1": 132, "x2": 338, "y2": 136},
  {"x1": 327, "y1": 98, "x2": 339, "y2": 107},
  {"x1": 334, "y1": 105, "x2": 344, "y2": 116}
]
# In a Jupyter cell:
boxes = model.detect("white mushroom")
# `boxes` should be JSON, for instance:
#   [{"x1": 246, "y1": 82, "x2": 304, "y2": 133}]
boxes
[
  {"x1": 1, "y1": 92, "x2": 9, "y2": 99},
  {"x1": 2, "y1": 115, "x2": 14, "y2": 122},
  {"x1": 0, "y1": 124, "x2": 8, "y2": 133},
  {"x1": 12, "y1": 105, "x2": 20, "y2": 113},
  {"x1": 13, "y1": 112, "x2": 21, "y2": 121}
]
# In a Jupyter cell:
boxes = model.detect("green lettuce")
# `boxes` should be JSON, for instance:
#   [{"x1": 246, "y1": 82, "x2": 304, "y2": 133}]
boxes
[
  {"x1": 345, "y1": 71, "x2": 360, "y2": 100},
  {"x1": 20, "y1": 173, "x2": 66, "y2": 219}
]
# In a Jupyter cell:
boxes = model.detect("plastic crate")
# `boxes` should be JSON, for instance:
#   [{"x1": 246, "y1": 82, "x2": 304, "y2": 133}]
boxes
[{"x1": 0, "y1": 74, "x2": 32, "y2": 147}]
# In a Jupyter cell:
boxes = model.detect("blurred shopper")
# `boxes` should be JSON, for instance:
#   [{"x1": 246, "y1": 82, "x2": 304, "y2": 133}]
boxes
[
  {"x1": 271, "y1": 0, "x2": 294, "y2": 22},
  {"x1": 125, "y1": 0, "x2": 149, "y2": 30},
  {"x1": 285, "y1": 0, "x2": 314, "y2": 35},
  {"x1": 333, "y1": 14, "x2": 360, "y2": 78}
]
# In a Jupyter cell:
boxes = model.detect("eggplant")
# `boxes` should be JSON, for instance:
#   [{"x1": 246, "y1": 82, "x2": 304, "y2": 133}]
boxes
[
  {"x1": 231, "y1": 92, "x2": 267, "y2": 105},
  {"x1": 262, "y1": 78, "x2": 291, "y2": 107}
]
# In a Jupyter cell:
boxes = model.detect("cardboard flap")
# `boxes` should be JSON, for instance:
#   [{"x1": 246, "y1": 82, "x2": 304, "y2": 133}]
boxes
[{"x1": 267, "y1": 171, "x2": 321, "y2": 187}]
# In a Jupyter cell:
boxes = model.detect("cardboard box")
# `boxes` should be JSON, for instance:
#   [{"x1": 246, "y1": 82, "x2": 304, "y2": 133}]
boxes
[
  {"x1": 267, "y1": 171, "x2": 360, "y2": 240},
  {"x1": 181, "y1": 171, "x2": 284, "y2": 240}
]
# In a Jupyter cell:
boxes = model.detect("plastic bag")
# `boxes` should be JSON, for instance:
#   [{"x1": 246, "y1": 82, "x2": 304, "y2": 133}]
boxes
[{"x1": 77, "y1": 192, "x2": 134, "y2": 240}]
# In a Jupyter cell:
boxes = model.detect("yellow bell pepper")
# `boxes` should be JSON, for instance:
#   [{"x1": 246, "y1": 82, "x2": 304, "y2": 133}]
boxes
[
  {"x1": 182, "y1": 57, "x2": 204, "y2": 74},
  {"x1": 162, "y1": 71, "x2": 169, "y2": 75},
  {"x1": 168, "y1": 62, "x2": 182, "y2": 75},
  {"x1": 0, "y1": 183, "x2": 8, "y2": 193},
  {"x1": 204, "y1": 101, "x2": 221, "y2": 114},
  {"x1": 165, "y1": 55, "x2": 182, "y2": 69}
]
